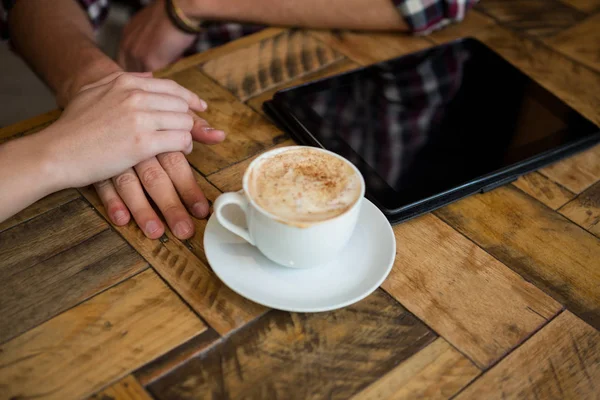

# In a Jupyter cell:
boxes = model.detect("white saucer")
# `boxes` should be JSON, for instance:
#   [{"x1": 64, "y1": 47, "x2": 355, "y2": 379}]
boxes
[{"x1": 204, "y1": 198, "x2": 396, "y2": 312}]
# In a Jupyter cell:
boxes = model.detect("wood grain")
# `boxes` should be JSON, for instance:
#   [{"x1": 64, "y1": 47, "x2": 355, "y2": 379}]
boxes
[
  {"x1": 546, "y1": 13, "x2": 600, "y2": 72},
  {"x1": 351, "y1": 338, "x2": 480, "y2": 400},
  {"x1": 560, "y1": 181, "x2": 600, "y2": 236},
  {"x1": 382, "y1": 213, "x2": 561, "y2": 369},
  {"x1": 0, "y1": 109, "x2": 60, "y2": 144},
  {"x1": 512, "y1": 171, "x2": 576, "y2": 209},
  {"x1": 246, "y1": 58, "x2": 359, "y2": 116},
  {"x1": 0, "y1": 199, "x2": 108, "y2": 278},
  {"x1": 559, "y1": 0, "x2": 600, "y2": 12},
  {"x1": 474, "y1": 25, "x2": 600, "y2": 127},
  {"x1": 437, "y1": 185, "x2": 600, "y2": 330},
  {"x1": 428, "y1": 10, "x2": 495, "y2": 44},
  {"x1": 202, "y1": 30, "x2": 343, "y2": 101},
  {"x1": 181, "y1": 170, "x2": 223, "y2": 266},
  {"x1": 169, "y1": 67, "x2": 286, "y2": 175},
  {"x1": 89, "y1": 375, "x2": 152, "y2": 400},
  {"x1": 475, "y1": 0, "x2": 553, "y2": 22},
  {"x1": 207, "y1": 139, "x2": 296, "y2": 193},
  {"x1": 0, "y1": 189, "x2": 79, "y2": 233},
  {"x1": 456, "y1": 311, "x2": 600, "y2": 399},
  {"x1": 308, "y1": 30, "x2": 431, "y2": 65},
  {"x1": 0, "y1": 229, "x2": 147, "y2": 344},
  {"x1": 148, "y1": 290, "x2": 436, "y2": 400},
  {"x1": 0, "y1": 269, "x2": 206, "y2": 400},
  {"x1": 135, "y1": 329, "x2": 221, "y2": 386},
  {"x1": 155, "y1": 28, "x2": 286, "y2": 78},
  {"x1": 476, "y1": 0, "x2": 586, "y2": 37},
  {"x1": 539, "y1": 143, "x2": 600, "y2": 193},
  {"x1": 80, "y1": 186, "x2": 267, "y2": 335}
]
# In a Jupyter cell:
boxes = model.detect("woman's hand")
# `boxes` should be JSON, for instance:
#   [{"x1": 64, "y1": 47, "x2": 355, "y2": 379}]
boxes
[{"x1": 44, "y1": 72, "x2": 206, "y2": 189}]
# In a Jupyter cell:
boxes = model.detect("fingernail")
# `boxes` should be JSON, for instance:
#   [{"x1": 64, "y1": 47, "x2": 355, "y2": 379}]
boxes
[
  {"x1": 113, "y1": 210, "x2": 128, "y2": 225},
  {"x1": 145, "y1": 220, "x2": 161, "y2": 235},
  {"x1": 199, "y1": 99, "x2": 207, "y2": 110},
  {"x1": 174, "y1": 220, "x2": 193, "y2": 237},
  {"x1": 192, "y1": 201, "x2": 209, "y2": 218}
]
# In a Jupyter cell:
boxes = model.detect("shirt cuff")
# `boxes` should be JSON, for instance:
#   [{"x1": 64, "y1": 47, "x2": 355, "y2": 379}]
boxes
[{"x1": 391, "y1": 0, "x2": 481, "y2": 35}]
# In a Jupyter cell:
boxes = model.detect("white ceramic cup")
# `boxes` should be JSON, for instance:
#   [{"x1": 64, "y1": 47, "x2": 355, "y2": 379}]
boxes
[{"x1": 213, "y1": 146, "x2": 365, "y2": 269}]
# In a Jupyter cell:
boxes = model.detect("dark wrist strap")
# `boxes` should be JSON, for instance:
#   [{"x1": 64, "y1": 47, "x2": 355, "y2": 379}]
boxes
[{"x1": 165, "y1": 0, "x2": 204, "y2": 34}]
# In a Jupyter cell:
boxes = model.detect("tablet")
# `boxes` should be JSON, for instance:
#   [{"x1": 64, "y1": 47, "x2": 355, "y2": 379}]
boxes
[{"x1": 263, "y1": 38, "x2": 600, "y2": 224}]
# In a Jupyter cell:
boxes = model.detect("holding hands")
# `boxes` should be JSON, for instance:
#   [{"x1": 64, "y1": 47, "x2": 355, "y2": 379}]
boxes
[{"x1": 0, "y1": 72, "x2": 226, "y2": 236}]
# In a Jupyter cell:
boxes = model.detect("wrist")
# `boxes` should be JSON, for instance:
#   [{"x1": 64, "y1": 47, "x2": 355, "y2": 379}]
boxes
[
  {"x1": 166, "y1": 0, "x2": 205, "y2": 33},
  {"x1": 59, "y1": 52, "x2": 122, "y2": 107},
  {"x1": 2, "y1": 129, "x2": 66, "y2": 198}
]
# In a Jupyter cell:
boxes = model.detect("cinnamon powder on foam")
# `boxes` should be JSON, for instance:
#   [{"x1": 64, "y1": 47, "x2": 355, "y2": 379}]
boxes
[{"x1": 247, "y1": 148, "x2": 361, "y2": 224}]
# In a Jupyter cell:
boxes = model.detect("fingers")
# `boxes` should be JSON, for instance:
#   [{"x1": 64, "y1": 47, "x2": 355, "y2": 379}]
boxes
[
  {"x1": 157, "y1": 152, "x2": 210, "y2": 218},
  {"x1": 149, "y1": 111, "x2": 194, "y2": 131},
  {"x1": 150, "y1": 130, "x2": 193, "y2": 155},
  {"x1": 135, "y1": 158, "x2": 195, "y2": 239},
  {"x1": 190, "y1": 113, "x2": 226, "y2": 144},
  {"x1": 131, "y1": 92, "x2": 190, "y2": 113},
  {"x1": 112, "y1": 168, "x2": 165, "y2": 239},
  {"x1": 94, "y1": 179, "x2": 131, "y2": 226},
  {"x1": 119, "y1": 74, "x2": 206, "y2": 111}
]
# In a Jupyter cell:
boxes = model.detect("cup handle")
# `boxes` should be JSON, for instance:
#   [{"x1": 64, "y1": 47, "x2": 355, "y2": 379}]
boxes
[{"x1": 213, "y1": 192, "x2": 255, "y2": 245}]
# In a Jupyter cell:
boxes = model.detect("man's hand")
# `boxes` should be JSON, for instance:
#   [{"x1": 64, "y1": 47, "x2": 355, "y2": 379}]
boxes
[{"x1": 118, "y1": 0, "x2": 197, "y2": 72}]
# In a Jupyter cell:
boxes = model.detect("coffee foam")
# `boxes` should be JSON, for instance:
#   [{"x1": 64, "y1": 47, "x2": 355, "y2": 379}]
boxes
[{"x1": 247, "y1": 148, "x2": 362, "y2": 224}]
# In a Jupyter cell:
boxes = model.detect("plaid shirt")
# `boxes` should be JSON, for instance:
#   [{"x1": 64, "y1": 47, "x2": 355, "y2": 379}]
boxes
[{"x1": 1, "y1": 0, "x2": 479, "y2": 48}]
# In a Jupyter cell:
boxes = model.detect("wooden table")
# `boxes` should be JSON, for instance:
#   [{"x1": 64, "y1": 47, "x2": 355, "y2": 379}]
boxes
[{"x1": 1, "y1": 1, "x2": 600, "y2": 399}]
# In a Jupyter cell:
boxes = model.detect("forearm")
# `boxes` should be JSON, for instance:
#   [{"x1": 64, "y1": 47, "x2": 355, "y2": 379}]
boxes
[
  {"x1": 181, "y1": 0, "x2": 408, "y2": 31},
  {"x1": 0, "y1": 132, "x2": 63, "y2": 222},
  {"x1": 9, "y1": 0, "x2": 121, "y2": 107}
]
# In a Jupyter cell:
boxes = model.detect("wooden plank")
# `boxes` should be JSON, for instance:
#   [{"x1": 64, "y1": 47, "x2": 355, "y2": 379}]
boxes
[
  {"x1": 148, "y1": 290, "x2": 437, "y2": 400},
  {"x1": 207, "y1": 139, "x2": 296, "y2": 193},
  {"x1": 169, "y1": 67, "x2": 285, "y2": 175},
  {"x1": 474, "y1": 25, "x2": 600, "y2": 127},
  {"x1": 0, "y1": 269, "x2": 206, "y2": 400},
  {"x1": 0, "y1": 199, "x2": 108, "y2": 278},
  {"x1": 559, "y1": 0, "x2": 600, "y2": 13},
  {"x1": 80, "y1": 186, "x2": 267, "y2": 335},
  {"x1": 202, "y1": 30, "x2": 343, "y2": 102},
  {"x1": 246, "y1": 58, "x2": 359, "y2": 116},
  {"x1": 475, "y1": 0, "x2": 552, "y2": 22},
  {"x1": 0, "y1": 229, "x2": 147, "y2": 344},
  {"x1": 351, "y1": 338, "x2": 480, "y2": 400},
  {"x1": 89, "y1": 375, "x2": 152, "y2": 400},
  {"x1": 135, "y1": 329, "x2": 221, "y2": 386},
  {"x1": 308, "y1": 30, "x2": 431, "y2": 65},
  {"x1": 546, "y1": 13, "x2": 600, "y2": 72},
  {"x1": 474, "y1": 0, "x2": 586, "y2": 37},
  {"x1": 181, "y1": 170, "x2": 223, "y2": 266},
  {"x1": 539, "y1": 143, "x2": 600, "y2": 194},
  {"x1": 456, "y1": 311, "x2": 600, "y2": 400},
  {"x1": 156, "y1": 28, "x2": 286, "y2": 78},
  {"x1": 436, "y1": 185, "x2": 600, "y2": 330},
  {"x1": 0, "y1": 109, "x2": 60, "y2": 144},
  {"x1": 512, "y1": 171, "x2": 576, "y2": 210},
  {"x1": 0, "y1": 189, "x2": 80, "y2": 233},
  {"x1": 382, "y1": 213, "x2": 561, "y2": 369},
  {"x1": 428, "y1": 11, "x2": 495, "y2": 44},
  {"x1": 560, "y1": 181, "x2": 600, "y2": 237}
]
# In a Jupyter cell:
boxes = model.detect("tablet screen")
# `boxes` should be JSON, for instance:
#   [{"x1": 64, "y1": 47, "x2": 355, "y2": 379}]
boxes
[{"x1": 273, "y1": 38, "x2": 598, "y2": 211}]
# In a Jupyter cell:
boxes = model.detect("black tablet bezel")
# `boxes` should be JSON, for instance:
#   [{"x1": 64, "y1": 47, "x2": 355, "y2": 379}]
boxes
[{"x1": 263, "y1": 38, "x2": 600, "y2": 224}]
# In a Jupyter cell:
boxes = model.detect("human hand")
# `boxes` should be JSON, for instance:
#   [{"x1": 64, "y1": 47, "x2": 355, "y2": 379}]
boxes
[
  {"x1": 50, "y1": 71, "x2": 226, "y2": 240},
  {"x1": 46, "y1": 71, "x2": 205, "y2": 188},
  {"x1": 118, "y1": 0, "x2": 197, "y2": 72}
]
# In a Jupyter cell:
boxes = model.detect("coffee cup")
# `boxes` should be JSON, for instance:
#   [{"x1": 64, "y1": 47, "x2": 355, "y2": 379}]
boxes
[{"x1": 213, "y1": 146, "x2": 365, "y2": 268}]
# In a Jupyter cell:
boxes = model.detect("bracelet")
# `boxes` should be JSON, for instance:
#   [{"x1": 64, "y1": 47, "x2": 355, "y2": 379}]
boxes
[{"x1": 165, "y1": 0, "x2": 204, "y2": 34}]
